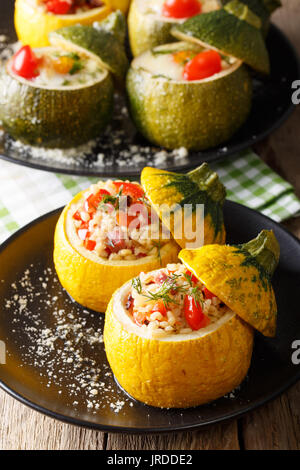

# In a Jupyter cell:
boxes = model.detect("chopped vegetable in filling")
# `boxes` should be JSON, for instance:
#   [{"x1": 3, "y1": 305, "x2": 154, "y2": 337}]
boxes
[
  {"x1": 139, "y1": 0, "x2": 220, "y2": 19},
  {"x1": 126, "y1": 263, "x2": 231, "y2": 337},
  {"x1": 37, "y1": 0, "x2": 104, "y2": 15},
  {"x1": 71, "y1": 180, "x2": 169, "y2": 261},
  {"x1": 134, "y1": 42, "x2": 236, "y2": 81},
  {"x1": 10, "y1": 45, "x2": 105, "y2": 87}
]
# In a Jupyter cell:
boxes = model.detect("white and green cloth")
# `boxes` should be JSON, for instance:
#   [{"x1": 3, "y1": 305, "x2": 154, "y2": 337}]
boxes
[{"x1": 0, "y1": 149, "x2": 299, "y2": 244}]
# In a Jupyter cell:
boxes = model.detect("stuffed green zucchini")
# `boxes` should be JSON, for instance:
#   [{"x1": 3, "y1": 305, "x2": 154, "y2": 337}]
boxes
[
  {"x1": 0, "y1": 11, "x2": 131, "y2": 149},
  {"x1": 0, "y1": 42, "x2": 114, "y2": 148},
  {"x1": 128, "y1": 0, "x2": 222, "y2": 56},
  {"x1": 126, "y1": 41, "x2": 252, "y2": 150}
]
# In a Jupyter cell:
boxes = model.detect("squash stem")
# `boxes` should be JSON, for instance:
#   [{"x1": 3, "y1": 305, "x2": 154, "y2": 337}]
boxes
[
  {"x1": 239, "y1": 230, "x2": 280, "y2": 277},
  {"x1": 224, "y1": 0, "x2": 262, "y2": 29},
  {"x1": 187, "y1": 163, "x2": 226, "y2": 204}
]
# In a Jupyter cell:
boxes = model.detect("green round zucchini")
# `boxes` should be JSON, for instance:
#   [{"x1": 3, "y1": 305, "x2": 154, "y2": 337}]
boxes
[
  {"x1": 128, "y1": 0, "x2": 222, "y2": 57},
  {"x1": 0, "y1": 60, "x2": 114, "y2": 149},
  {"x1": 126, "y1": 43, "x2": 252, "y2": 151}
]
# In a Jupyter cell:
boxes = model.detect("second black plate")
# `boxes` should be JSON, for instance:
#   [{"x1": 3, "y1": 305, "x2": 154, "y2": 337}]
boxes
[
  {"x1": 0, "y1": 201, "x2": 300, "y2": 433},
  {"x1": 0, "y1": 0, "x2": 299, "y2": 177}
]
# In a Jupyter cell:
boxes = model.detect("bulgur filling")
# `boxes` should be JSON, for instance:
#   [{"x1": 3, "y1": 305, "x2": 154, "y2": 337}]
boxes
[
  {"x1": 10, "y1": 46, "x2": 105, "y2": 88},
  {"x1": 134, "y1": 42, "x2": 236, "y2": 82},
  {"x1": 72, "y1": 180, "x2": 168, "y2": 261},
  {"x1": 126, "y1": 263, "x2": 231, "y2": 337}
]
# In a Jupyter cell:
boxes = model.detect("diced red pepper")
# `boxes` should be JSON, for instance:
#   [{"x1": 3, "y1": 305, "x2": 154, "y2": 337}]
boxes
[
  {"x1": 184, "y1": 294, "x2": 210, "y2": 330},
  {"x1": 183, "y1": 50, "x2": 222, "y2": 81},
  {"x1": 46, "y1": 0, "x2": 72, "y2": 14},
  {"x1": 84, "y1": 239, "x2": 96, "y2": 251},
  {"x1": 186, "y1": 270, "x2": 199, "y2": 284},
  {"x1": 72, "y1": 210, "x2": 82, "y2": 221},
  {"x1": 113, "y1": 181, "x2": 145, "y2": 200},
  {"x1": 162, "y1": 0, "x2": 202, "y2": 19},
  {"x1": 84, "y1": 189, "x2": 111, "y2": 213},
  {"x1": 11, "y1": 45, "x2": 40, "y2": 79}
]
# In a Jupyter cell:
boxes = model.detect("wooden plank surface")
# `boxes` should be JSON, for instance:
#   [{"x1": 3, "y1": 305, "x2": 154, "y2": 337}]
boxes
[{"x1": 0, "y1": 0, "x2": 299, "y2": 451}]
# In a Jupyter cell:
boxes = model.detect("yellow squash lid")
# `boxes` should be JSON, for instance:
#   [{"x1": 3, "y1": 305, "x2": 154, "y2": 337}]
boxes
[
  {"x1": 179, "y1": 230, "x2": 280, "y2": 337},
  {"x1": 141, "y1": 163, "x2": 226, "y2": 249}
]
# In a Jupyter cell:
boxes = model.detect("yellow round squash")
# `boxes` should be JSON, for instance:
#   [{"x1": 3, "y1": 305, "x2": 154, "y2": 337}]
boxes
[
  {"x1": 15, "y1": 0, "x2": 113, "y2": 47},
  {"x1": 53, "y1": 188, "x2": 180, "y2": 312},
  {"x1": 104, "y1": 273, "x2": 254, "y2": 408}
]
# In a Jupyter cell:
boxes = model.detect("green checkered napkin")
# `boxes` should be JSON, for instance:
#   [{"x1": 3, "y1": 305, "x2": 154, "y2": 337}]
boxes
[{"x1": 0, "y1": 149, "x2": 299, "y2": 243}]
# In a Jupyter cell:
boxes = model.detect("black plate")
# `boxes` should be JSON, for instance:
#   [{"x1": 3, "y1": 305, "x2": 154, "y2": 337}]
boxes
[
  {"x1": 0, "y1": 200, "x2": 300, "y2": 433},
  {"x1": 0, "y1": 0, "x2": 299, "y2": 177}
]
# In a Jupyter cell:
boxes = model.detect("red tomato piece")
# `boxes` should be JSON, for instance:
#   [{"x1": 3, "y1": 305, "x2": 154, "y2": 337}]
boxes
[
  {"x1": 116, "y1": 211, "x2": 137, "y2": 228},
  {"x1": 203, "y1": 287, "x2": 215, "y2": 299},
  {"x1": 183, "y1": 50, "x2": 222, "y2": 81},
  {"x1": 113, "y1": 181, "x2": 145, "y2": 200},
  {"x1": 106, "y1": 227, "x2": 126, "y2": 253},
  {"x1": 11, "y1": 45, "x2": 40, "y2": 79},
  {"x1": 151, "y1": 300, "x2": 167, "y2": 316},
  {"x1": 186, "y1": 270, "x2": 199, "y2": 284},
  {"x1": 162, "y1": 0, "x2": 201, "y2": 19},
  {"x1": 84, "y1": 239, "x2": 96, "y2": 251},
  {"x1": 46, "y1": 0, "x2": 72, "y2": 14},
  {"x1": 72, "y1": 210, "x2": 82, "y2": 221},
  {"x1": 84, "y1": 189, "x2": 110, "y2": 212},
  {"x1": 184, "y1": 294, "x2": 210, "y2": 330}
]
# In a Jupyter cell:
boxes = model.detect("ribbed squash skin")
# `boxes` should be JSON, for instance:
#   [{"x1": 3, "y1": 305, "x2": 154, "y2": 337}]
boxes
[
  {"x1": 126, "y1": 57, "x2": 252, "y2": 151},
  {"x1": 172, "y1": 9, "x2": 270, "y2": 74},
  {"x1": 104, "y1": 287, "x2": 254, "y2": 408},
  {"x1": 141, "y1": 165, "x2": 226, "y2": 247},
  {"x1": 14, "y1": 0, "x2": 112, "y2": 48},
  {"x1": 0, "y1": 67, "x2": 114, "y2": 149},
  {"x1": 179, "y1": 243, "x2": 278, "y2": 337},
  {"x1": 53, "y1": 191, "x2": 180, "y2": 312},
  {"x1": 128, "y1": 0, "x2": 177, "y2": 57},
  {"x1": 50, "y1": 24, "x2": 129, "y2": 84}
]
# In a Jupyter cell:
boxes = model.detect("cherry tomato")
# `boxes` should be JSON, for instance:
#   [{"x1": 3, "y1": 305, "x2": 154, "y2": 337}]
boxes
[
  {"x1": 186, "y1": 269, "x2": 198, "y2": 284},
  {"x1": 203, "y1": 287, "x2": 215, "y2": 299},
  {"x1": 113, "y1": 181, "x2": 145, "y2": 200},
  {"x1": 84, "y1": 189, "x2": 111, "y2": 213},
  {"x1": 11, "y1": 45, "x2": 40, "y2": 79},
  {"x1": 84, "y1": 239, "x2": 96, "y2": 251},
  {"x1": 183, "y1": 50, "x2": 222, "y2": 81},
  {"x1": 46, "y1": 0, "x2": 72, "y2": 14},
  {"x1": 162, "y1": 0, "x2": 201, "y2": 19},
  {"x1": 151, "y1": 300, "x2": 167, "y2": 316},
  {"x1": 184, "y1": 294, "x2": 210, "y2": 330}
]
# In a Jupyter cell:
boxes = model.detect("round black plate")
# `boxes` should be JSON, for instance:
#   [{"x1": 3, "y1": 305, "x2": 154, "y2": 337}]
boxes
[
  {"x1": 0, "y1": 1, "x2": 299, "y2": 177},
  {"x1": 0, "y1": 201, "x2": 299, "y2": 433}
]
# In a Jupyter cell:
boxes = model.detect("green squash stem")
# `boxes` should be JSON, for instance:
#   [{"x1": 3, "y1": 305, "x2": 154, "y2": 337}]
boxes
[
  {"x1": 224, "y1": 0, "x2": 262, "y2": 29},
  {"x1": 187, "y1": 163, "x2": 226, "y2": 205},
  {"x1": 238, "y1": 230, "x2": 280, "y2": 278}
]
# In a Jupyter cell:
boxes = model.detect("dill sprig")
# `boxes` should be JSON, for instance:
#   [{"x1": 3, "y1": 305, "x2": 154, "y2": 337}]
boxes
[{"x1": 131, "y1": 272, "x2": 203, "y2": 308}]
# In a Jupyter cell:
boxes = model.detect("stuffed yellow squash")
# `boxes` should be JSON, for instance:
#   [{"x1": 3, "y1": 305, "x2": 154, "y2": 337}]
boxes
[{"x1": 104, "y1": 230, "x2": 279, "y2": 408}]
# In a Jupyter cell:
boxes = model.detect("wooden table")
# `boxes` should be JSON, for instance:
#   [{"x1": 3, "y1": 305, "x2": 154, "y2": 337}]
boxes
[{"x1": 0, "y1": 0, "x2": 299, "y2": 451}]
